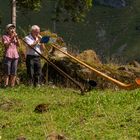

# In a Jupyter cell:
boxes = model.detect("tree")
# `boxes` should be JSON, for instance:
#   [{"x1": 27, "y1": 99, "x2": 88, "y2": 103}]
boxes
[
  {"x1": 10, "y1": 0, "x2": 41, "y2": 26},
  {"x1": 16, "y1": 0, "x2": 93, "y2": 22},
  {"x1": 53, "y1": 0, "x2": 93, "y2": 22},
  {"x1": 10, "y1": 0, "x2": 92, "y2": 27},
  {"x1": 16, "y1": 0, "x2": 41, "y2": 11},
  {"x1": 11, "y1": 0, "x2": 16, "y2": 26}
]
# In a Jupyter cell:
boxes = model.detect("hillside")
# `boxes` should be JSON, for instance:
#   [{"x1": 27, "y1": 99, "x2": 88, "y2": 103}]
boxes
[
  {"x1": 0, "y1": 0, "x2": 140, "y2": 62},
  {"x1": 56, "y1": 0, "x2": 140, "y2": 63},
  {"x1": 0, "y1": 86, "x2": 140, "y2": 139}
]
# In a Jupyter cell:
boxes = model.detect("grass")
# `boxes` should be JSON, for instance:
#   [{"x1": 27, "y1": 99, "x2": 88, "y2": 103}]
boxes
[{"x1": 0, "y1": 85, "x2": 139, "y2": 139}]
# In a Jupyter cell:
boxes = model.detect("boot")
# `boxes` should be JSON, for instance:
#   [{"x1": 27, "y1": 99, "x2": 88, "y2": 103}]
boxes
[
  {"x1": 10, "y1": 75, "x2": 16, "y2": 87},
  {"x1": 4, "y1": 75, "x2": 9, "y2": 87}
]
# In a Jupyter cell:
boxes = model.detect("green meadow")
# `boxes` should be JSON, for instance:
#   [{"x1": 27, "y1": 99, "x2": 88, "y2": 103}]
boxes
[{"x1": 0, "y1": 85, "x2": 139, "y2": 140}]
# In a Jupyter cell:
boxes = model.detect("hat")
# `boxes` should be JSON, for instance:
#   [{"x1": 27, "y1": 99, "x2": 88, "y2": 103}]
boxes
[{"x1": 6, "y1": 24, "x2": 15, "y2": 30}]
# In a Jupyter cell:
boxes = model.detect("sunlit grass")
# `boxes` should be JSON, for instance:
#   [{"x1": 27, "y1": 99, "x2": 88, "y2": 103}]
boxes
[{"x1": 0, "y1": 85, "x2": 139, "y2": 139}]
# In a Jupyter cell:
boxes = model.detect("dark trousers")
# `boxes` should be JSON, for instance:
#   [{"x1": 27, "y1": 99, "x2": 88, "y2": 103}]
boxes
[{"x1": 26, "y1": 55, "x2": 41, "y2": 86}]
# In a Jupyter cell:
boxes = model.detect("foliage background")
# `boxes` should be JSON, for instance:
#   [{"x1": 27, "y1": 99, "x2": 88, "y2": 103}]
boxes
[{"x1": 0, "y1": 0, "x2": 140, "y2": 62}]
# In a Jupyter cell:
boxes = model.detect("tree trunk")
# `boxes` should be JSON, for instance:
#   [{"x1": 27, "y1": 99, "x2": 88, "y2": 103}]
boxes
[
  {"x1": 53, "y1": 0, "x2": 59, "y2": 32},
  {"x1": 11, "y1": 0, "x2": 16, "y2": 26}
]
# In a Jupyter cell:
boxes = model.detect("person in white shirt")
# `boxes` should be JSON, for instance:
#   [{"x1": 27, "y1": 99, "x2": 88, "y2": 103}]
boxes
[{"x1": 24, "y1": 25, "x2": 45, "y2": 87}]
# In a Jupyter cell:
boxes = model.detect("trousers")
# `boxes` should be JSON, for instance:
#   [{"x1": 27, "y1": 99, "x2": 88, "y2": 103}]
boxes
[{"x1": 26, "y1": 55, "x2": 41, "y2": 86}]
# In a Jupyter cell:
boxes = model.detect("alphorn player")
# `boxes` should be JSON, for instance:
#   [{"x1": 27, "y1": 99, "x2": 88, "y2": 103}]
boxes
[
  {"x1": 24, "y1": 25, "x2": 45, "y2": 87},
  {"x1": 2, "y1": 24, "x2": 20, "y2": 88}
]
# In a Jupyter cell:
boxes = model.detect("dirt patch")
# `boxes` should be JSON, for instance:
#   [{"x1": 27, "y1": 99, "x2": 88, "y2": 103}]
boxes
[
  {"x1": 46, "y1": 132, "x2": 67, "y2": 140},
  {"x1": 34, "y1": 103, "x2": 50, "y2": 113},
  {"x1": 0, "y1": 97, "x2": 23, "y2": 111},
  {"x1": 16, "y1": 136, "x2": 26, "y2": 140}
]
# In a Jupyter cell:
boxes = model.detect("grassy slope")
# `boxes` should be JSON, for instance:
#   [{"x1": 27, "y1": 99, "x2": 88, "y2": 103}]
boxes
[
  {"x1": 1, "y1": 0, "x2": 140, "y2": 62},
  {"x1": 0, "y1": 85, "x2": 139, "y2": 139}
]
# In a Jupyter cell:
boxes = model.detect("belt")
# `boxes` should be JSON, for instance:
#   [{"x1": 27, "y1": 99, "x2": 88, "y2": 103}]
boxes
[{"x1": 27, "y1": 55, "x2": 40, "y2": 58}]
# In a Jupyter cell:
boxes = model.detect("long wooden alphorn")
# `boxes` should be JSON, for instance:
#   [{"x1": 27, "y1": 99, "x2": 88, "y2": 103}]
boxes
[
  {"x1": 51, "y1": 44, "x2": 138, "y2": 89},
  {"x1": 22, "y1": 39, "x2": 85, "y2": 93}
]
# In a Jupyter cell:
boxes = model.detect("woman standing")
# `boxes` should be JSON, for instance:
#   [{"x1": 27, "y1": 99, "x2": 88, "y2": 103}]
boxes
[{"x1": 2, "y1": 24, "x2": 20, "y2": 87}]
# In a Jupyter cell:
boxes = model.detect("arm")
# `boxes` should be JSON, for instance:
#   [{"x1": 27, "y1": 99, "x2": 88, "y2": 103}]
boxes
[
  {"x1": 31, "y1": 39, "x2": 40, "y2": 48},
  {"x1": 24, "y1": 36, "x2": 39, "y2": 48},
  {"x1": 16, "y1": 36, "x2": 20, "y2": 47},
  {"x1": 2, "y1": 35, "x2": 16, "y2": 48},
  {"x1": 40, "y1": 43, "x2": 45, "y2": 51},
  {"x1": 24, "y1": 35, "x2": 44, "y2": 50},
  {"x1": 38, "y1": 35, "x2": 45, "y2": 51},
  {"x1": 13, "y1": 32, "x2": 20, "y2": 47}
]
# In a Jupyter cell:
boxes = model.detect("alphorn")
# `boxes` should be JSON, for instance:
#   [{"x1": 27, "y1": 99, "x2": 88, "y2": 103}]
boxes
[
  {"x1": 51, "y1": 44, "x2": 139, "y2": 89},
  {"x1": 22, "y1": 39, "x2": 85, "y2": 93}
]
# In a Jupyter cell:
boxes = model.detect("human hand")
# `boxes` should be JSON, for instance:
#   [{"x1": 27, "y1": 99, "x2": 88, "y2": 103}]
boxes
[
  {"x1": 11, "y1": 30, "x2": 18, "y2": 38},
  {"x1": 38, "y1": 34, "x2": 42, "y2": 39},
  {"x1": 34, "y1": 39, "x2": 41, "y2": 46},
  {"x1": 13, "y1": 32, "x2": 18, "y2": 37}
]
